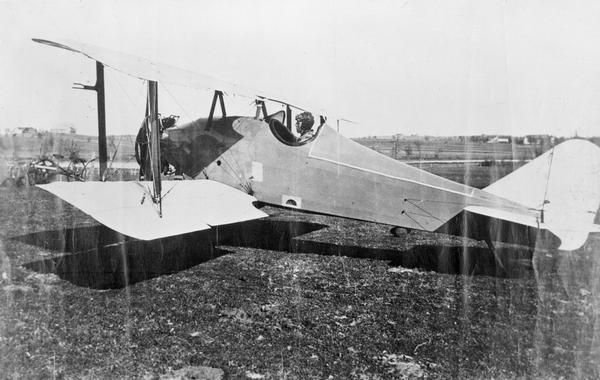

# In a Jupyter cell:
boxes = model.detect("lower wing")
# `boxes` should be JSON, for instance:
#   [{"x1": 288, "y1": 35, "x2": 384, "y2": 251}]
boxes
[{"x1": 37, "y1": 180, "x2": 268, "y2": 240}]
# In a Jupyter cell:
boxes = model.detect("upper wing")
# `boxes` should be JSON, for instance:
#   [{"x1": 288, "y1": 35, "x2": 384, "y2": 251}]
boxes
[
  {"x1": 37, "y1": 180, "x2": 268, "y2": 240},
  {"x1": 32, "y1": 38, "x2": 327, "y2": 118}
]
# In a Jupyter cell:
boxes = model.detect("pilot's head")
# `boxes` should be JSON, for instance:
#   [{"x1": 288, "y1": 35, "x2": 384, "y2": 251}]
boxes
[{"x1": 295, "y1": 112, "x2": 315, "y2": 135}]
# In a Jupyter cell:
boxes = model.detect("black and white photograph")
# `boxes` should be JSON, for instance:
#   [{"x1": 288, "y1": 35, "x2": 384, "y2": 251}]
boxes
[{"x1": 1, "y1": 0, "x2": 600, "y2": 378}]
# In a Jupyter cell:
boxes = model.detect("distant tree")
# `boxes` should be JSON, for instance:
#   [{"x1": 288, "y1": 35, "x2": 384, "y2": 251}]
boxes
[
  {"x1": 47, "y1": 134, "x2": 54, "y2": 150},
  {"x1": 60, "y1": 139, "x2": 82, "y2": 162},
  {"x1": 414, "y1": 140, "x2": 423, "y2": 159},
  {"x1": 404, "y1": 143, "x2": 413, "y2": 158},
  {"x1": 392, "y1": 140, "x2": 399, "y2": 159},
  {"x1": 533, "y1": 142, "x2": 544, "y2": 157},
  {"x1": 108, "y1": 135, "x2": 118, "y2": 160},
  {"x1": 39, "y1": 133, "x2": 51, "y2": 156},
  {"x1": 11, "y1": 135, "x2": 20, "y2": 158}
]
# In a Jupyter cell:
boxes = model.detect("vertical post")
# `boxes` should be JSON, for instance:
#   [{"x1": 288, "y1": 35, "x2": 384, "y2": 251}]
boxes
[
  {"x1": 286, "y1": 105, "x2": 292, "y2": 130},
  {"x1": 71, "y1": 61, "x2": 108, "y2": 180},
  {"x1": 254, "y1": 100, "x2": 268, "y2": 119},
  {"x1": 254, "y1": 100, "x2": 262, "y2": 119},
  {"x1": 218, "y1": 91, "x2": 226, "y2": 117},
  {"x1": 206, "y1": 90, "x2": 224, "y2": 131},
  {"x1": 95, "y1": 62, "x2": 108, "y2": 180},
  {"x1": 147, "y1": 80, "x2": 162, "y2": 216},
  {"x1": 73, "y1": 61, "x2": 108, "y2": 181},
  {"x1": 262, "y1": 102, "x2": 268, "y2": 119}
]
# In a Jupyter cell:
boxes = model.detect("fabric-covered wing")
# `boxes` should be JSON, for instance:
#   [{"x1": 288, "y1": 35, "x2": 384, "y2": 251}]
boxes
[
  {"x1": 37, "y1": 180, "x2": 268, "y2": 240},
  {"x1": 32, "y1": 38, "x2": 328, "y2": 118}
]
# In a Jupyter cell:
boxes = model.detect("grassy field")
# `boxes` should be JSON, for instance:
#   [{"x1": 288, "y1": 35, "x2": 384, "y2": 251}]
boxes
[
  {"x1": 411, "y1": 161, "x2": 526, "y2": 189},
  {"x1": 1, "y1": 132, "x2": 599, "y2": 378},
  {"x1": 1, "y1": 183, "x2": 599, "y2": 378},
  {"x1": 352, "y1": 137, "x2": 546, "y2": 161},
  {"x1": 0, "y1": 133, "x2": 135, "y2": 162}
]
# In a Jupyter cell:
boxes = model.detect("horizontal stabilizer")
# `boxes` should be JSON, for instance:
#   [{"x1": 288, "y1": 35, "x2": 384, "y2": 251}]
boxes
[
  {"x1": 464, "y1": 206, "x2": 600, "y2": 250},
  {"x1": 37, "y1": 180, "x2": 268, "y2": 240}
]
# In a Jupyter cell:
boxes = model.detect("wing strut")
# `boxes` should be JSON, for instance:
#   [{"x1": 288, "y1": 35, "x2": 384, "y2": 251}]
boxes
[
  {"x1": 205, "y1": 90, "x2": 226, "y2": 131},
  {"x1": 73, "y1": 61, "x2": 108, "y2": 180},
  {"x1": 255, "y1": 99, "x2": 268, "y2": 119},
  {"x1": 146, "y1": 80, "x2": 163, "y2": 217}
]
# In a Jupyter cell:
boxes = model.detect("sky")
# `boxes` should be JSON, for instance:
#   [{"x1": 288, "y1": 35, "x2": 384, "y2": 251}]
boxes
[{"x1": 1, "y1": 0, "x2": 600, "y2": 137}]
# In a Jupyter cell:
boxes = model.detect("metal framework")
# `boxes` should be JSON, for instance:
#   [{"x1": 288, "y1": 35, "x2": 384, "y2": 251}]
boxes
[
  {"x1": 254, "y1": 99, "x2": 268, "y2": 119},
  {"x1": 205, "y1": 90, "x2": 226, "y2": 131}
]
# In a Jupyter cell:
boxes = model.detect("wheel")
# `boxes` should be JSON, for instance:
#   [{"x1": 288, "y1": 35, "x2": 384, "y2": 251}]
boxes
[{"x1": 390, "y1": 226, "x2": 410, "y2": 237}]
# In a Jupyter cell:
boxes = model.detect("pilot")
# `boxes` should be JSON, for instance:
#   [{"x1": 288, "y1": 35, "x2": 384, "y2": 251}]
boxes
[{"x1": 295, "y1": 111, "x2": 315, "y2": 140}]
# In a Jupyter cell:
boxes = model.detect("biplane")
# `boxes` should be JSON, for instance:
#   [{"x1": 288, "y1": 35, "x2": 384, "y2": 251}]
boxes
[{"x1": 32, "y1": 38, "x2": 600, "y2": 253}]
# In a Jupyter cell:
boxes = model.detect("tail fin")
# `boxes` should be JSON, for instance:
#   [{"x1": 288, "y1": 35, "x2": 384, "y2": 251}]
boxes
[{"x1": 483, "y1": 139, "x2": 600, "y2": 249}]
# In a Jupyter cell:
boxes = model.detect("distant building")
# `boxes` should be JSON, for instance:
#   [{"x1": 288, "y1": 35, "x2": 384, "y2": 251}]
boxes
[
  {"x1": 16, "y1": 127, "x2": 38, "y2": 137},
  {"x1": 487, "y1": 136, "x2": 510, "y2": 144},
  {"x1": 525, "y1": 134, "x2": 555, "y2": 146}
]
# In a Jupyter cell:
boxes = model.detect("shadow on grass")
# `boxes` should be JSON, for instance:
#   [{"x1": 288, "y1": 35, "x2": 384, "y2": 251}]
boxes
[
  {"x1": 18, "y1": 219, "x2": 532, "y2": 289},
  {"x1": 293, "y1": 239, "x2": 533, "y2": 278},
  {"x1": 18, "y1": 220, "x2": 326, "y2": 289}
]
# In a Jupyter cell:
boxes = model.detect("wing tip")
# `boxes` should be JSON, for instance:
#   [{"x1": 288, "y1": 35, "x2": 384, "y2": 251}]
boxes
[{"x1": 32, "y1": 37, "x2": 78, "y2": 53}]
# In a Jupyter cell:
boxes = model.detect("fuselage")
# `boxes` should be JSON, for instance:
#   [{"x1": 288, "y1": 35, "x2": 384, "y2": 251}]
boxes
[{"x1": 161, "y1": 115, "x2": 540, "y2": 244}]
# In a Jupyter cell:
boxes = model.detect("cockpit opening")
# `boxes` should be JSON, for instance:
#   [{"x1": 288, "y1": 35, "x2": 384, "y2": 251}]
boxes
[{"x1": 268, "y1": 110, "x2": 325, "y2": 146}]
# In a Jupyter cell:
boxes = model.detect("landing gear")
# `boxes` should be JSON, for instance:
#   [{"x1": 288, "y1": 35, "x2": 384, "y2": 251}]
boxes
[{"x1": 390, "y1": 226, "x2": 411, "y2": 238}]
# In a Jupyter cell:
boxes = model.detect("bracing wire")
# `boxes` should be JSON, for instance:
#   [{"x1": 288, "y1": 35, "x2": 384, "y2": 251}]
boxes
[
  {"x1": 539, "y1": 146, "x2": 556, "y2": 221},
  {"x1": 405, "y1": 199, "x2": 444, "y2": 222},
  {"x1": 404, "y1": 212, "x2": 426, "y2": 230},
  {"x1": 404, "y1": 211, "x2": 435, "y2": 219},
  {"x1": 162, "y1": 83, "x2": 194, "y2": 121},
  {"x1": 113, "y1": 72, "x2": 140, "y2": 109},
  {"x1": 221, "y1": 153, "x2": 246, "y2": 184},
  {"x1": 159, "y1": 82, "x2": 251, "y2": 188}
]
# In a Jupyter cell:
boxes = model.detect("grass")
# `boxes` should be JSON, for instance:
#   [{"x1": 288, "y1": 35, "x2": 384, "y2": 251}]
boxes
[
  {"x1": 412, "y1": 161, "x2": 527, "y2": 189},
  {"x1": 1, "y1": 187, "x2": 600, "y2": 378}
]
